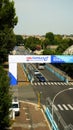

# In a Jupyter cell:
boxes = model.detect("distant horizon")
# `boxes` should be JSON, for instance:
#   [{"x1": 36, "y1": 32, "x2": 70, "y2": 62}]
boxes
[
  {"x1": 14, "y1": 29, "x2": 73, "y2": 36},
  {"x1": 14, "y1": 32, "x2": 73, "y2": 36},
  {"x1": 14, "y1": 0, "x2": 73, "y2": 36}
]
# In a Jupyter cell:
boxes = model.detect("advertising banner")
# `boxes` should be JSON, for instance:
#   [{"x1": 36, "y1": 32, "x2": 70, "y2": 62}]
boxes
[
  {"x1": 51, "y1": 55, "x2": 73, "y2": 63},
  {"x1": 9, "y1": 55, "x2": 51, "y2": 63}
]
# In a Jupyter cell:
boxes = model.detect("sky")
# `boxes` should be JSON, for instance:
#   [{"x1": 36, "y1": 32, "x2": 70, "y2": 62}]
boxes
[{"x1": 14, "y1": 0, "x2": 73, "y2": 35}]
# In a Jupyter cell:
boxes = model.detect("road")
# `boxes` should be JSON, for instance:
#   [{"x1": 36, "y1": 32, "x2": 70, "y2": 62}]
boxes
[
  {"x1": 15, "y1": 46, "x2": 73, "y2": 129},
  {"x1": 31, "y1": 66, "x2": 73, "y2": 129}
]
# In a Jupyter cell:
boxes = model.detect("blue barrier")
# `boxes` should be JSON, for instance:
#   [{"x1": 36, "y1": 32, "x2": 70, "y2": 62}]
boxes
[
  {"x1": 45, "y1": 65, "x2": 67, "y2": 82},
  {"x1": 23, "y1": 64, "x2": 33, "y2": 82},
  {"x1": 45, "y1": 107, "x2": 59, "y2": 130}
]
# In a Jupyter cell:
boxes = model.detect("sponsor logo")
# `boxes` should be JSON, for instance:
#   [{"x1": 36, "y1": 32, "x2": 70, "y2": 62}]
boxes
[
  {"x1": 51, "y1": 56, "x2": 65, "y2": 63},
  {"x1": 26, "y1": 56, "x2": 49, "y2": 62}
]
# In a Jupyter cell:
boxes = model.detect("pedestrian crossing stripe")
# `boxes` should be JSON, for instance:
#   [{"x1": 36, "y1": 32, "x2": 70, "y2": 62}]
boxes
[
  {"x1": 57, "y1": 104, "x2": 64, "y2": 111},
  {"x1": 67, "y1": 104, "x2": 73, "y2": 110},
  {"x1": 57, "y1": 82, "x2": 61, "y2": 85},
  {"x1": 53, "y1": 105, "x2": 58, "y2": 111},
  {"x1": 41, "y1": 82, "x2": 44, "y2": 85},
  {"x1": 44, "y1": 82, "x2": 47, "y2": 85},
  {"x1": 38, "y1": 82, "x2": 40, "y2": 85},
  {"x1": 32, "y1": 81, "x2": 73, "y2": 86},
  {"x1": 71, "y1": 82, "x2": 73, "y2": 85},
  {"x1": 34, "y1": 82, "x2": 37, "y2": 85},
  {"x1": 48, "y1": 82, "x2": 51, "y2": 85},
  {"x1": 55, "y1": 104, "x2": 73, "y2": 111},
  {"x1": 62, "y1": 104, "x2": 69, "y2": 110},
  {"x1": 54, "y1": 82, "x2": 57, "y2": 85}
]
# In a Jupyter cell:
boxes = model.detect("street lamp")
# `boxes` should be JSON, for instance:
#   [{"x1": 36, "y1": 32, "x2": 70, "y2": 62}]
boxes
[{"x1": 52, "y1": 87, "x2": 73, "y2": 130}]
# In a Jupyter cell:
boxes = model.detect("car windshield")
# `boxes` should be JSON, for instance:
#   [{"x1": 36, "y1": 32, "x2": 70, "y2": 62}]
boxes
[
  {"x1": 36, "y1": 74, "x2": 42, "y2": 77},
  {"x1": 39, "y1": 76, "x2": 46, "y2": 81},
  {"x1": 40, "y1": 77, "x2": 45, "y2": 79},
  {"x1": 12, "y1": 104, "x2": 18, "y2": 108},
  {"x1": 34, "y1": 70, "x2": 39, "y2": 73}
]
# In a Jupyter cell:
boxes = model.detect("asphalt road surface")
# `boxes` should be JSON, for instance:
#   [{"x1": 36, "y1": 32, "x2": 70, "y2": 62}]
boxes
[{"x1": 14, "y1": 46, "x2": 73, "y2": 129}]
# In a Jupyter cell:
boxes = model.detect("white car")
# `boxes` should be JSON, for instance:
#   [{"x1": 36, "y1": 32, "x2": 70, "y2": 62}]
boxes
[
  {"x1": 38, "y1": 63, "x2": 45, "y2": 70},
  {"x1": 38, "y1": 65, "x2": 44, "y2": 69},
  {"x1": 11, "y1": 97, "x2": 20, "y2": 116},
  {"x1": 34, "y1": 70, "x2": 40, "y2": 75}
]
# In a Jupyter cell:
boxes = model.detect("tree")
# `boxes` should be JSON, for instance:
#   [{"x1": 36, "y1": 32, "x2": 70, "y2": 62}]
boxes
[
  {"x1": 45, "y1": 32, "x2": 54, "y2": 42},
  {"x1": 55, "y1": 39, "x2": 70, "y2": 54},
  {"x1": 0, "y1": 0, "x2": 17, "y2": 129},
  {"x1": 0, "y1": 28, "x2": 17, "y2": 62},
  {"x1": 0, "y1": 66, "x2": 12, "y2": 130},
  {"x1": 36, "y1": 44, "x2": 42, "y2": 50},
  {"x1": 41, "y1": 38, "x2": 50, "y2": 49},
  {"x1": 43, "y1": 48, "x2": 55, "y2": 55},
  {"x1": 0, "y1": 0, "x2": 18, "y2": 63},
  {"x1": 16, "y1": 35, "x2": 25, "y2": 46},
  {"x1": 24, "y1": 36, "x2": 41, "y2": 51}
]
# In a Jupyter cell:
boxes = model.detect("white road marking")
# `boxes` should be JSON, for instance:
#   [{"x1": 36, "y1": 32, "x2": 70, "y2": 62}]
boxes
[
  {"x1": 48, "y1": 82, "x2": 50, "y2": 85},
  {"x1": 23, "y1": 107, "x2": 27, "y2": 110},
  {"x1": 34, "y1": 82, "x2": 37, "y2": 85},
  {"x1": 67, "y1": 104, "x2": 73, "y2": 110},
  {"x1": 32, "y1": 81, "x2": 73, "y2": 86},
  {"x1": 44, "y1": 82, "x2": 47, "y2": 85},
  {"x1": 53, "y1": 105, "x2": 58, "y2": 111},
  {"x1": 26, "y1": 118, "x2": 30, "y2": 120},
  {"x1": 25, "y1": 112, "x2": 28, "y2": 115},
  {"x1": 37, "y1": 82, "x2": 40, "y2": 85},
  {"x1": 64, "y1": 83, "x2": 67, "y2": 85},
  {"x1": 57, "y1": 104, "x2": 64, "y2": 110},
  {"x1": 51, "y1": 82, "x2": 54, "y2": 85},
  {"x1": 41, "y1": 82, "x2": 44, "y2": 85},
  {"x1": 54, "y1": 82, "x2": 57, "y2": 85},
  {"x1": 62, "y1": 104, "x2": 69, "y2": 110},
  {"x1": 57, "y1": 82, "x2": 61, "y2": 85},
  {"x1": 60, "y1": 82, "x2": 64, "y2": 85}
]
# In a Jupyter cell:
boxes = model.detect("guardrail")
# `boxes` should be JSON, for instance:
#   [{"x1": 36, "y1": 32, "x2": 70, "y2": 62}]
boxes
[{"x1": 45, "y1": 107, "x2": 59, "y2": 130}]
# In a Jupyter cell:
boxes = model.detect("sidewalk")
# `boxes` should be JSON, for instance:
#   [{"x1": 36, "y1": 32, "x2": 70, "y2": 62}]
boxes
[
  {"x1": 17, "y1": 63, "x2": 30, "y2": 87},
  {"x1": 12, "y1": 101, "x2": 51, "y2": 130}
]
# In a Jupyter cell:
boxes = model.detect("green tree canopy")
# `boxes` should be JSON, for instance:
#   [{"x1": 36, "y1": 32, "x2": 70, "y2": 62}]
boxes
[
  {"x1": 55, "y1": 39, "x2": 72, "y2": 54},
  {"x1": 45, "y1": 32, "x2": 54, "y2": 42},
  {"x1": 0, "y1": 66, "x2": 12, "y2": 130},
  {"x1": 15, "y1": 35, "x2": 25, "y2": 46},
  {"x1": 43, "y1": 48, "x2": 55, "y2": 55},
  {"x1": 0, "y1": 0, "x2": 17, "y2": 30},
  {"x1": 41, "y1": 38, "x2": 50, "y2": 49},
  {"x1": 0, "y1": 0, "x2": 18, "y2": 63},
  {"x1": 25, "y1": 36, "x2": 41, "y2": 51}
]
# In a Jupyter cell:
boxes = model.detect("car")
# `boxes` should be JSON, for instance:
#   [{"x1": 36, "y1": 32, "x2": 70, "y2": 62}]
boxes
[
  {"x1": 38, "y1": 63, "x2": 45, "y2": 70},
  {"x1": 34, "y1": 70, "x2": 40, "y2": 75},
  {"x1": 38, "y1": 76, "x2": 46, "y2": 82},
  {"x1": 36, "y1": 73, "x2": 42, "y2": 78},
  {"x1": 11, "y1": 97, "x2": 20, "y2": 116}
]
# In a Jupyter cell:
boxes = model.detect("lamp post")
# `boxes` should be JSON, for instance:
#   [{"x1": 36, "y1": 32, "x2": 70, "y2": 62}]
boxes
[{"x1": 52, "y1": 87, "x2": 73, "y2": 130}]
